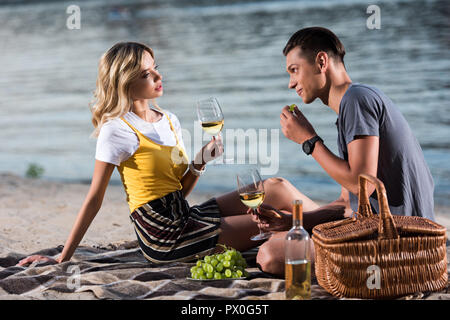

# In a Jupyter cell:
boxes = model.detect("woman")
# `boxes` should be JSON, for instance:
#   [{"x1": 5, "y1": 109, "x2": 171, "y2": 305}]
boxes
[{"x1": 18, "y1": 42, "x2": 341, "y2": 267}]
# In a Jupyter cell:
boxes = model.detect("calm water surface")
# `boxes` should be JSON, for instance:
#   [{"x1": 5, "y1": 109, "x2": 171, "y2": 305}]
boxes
[{"x1": 0, "y1": 0, "x2": 449, "y2": 207}]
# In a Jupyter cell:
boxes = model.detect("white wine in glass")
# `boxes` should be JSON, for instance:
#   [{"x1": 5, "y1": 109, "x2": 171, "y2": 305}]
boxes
[
  {"x1": 239, "y1": 191, "x2": 265, "y2": 209},
  {"x1": 197, "y1": 97, "x2": 224, "y2": 135},
  {"x1": 237, "y1": 167, "x2": 271, "y2": 241},
  {"x1": 201, "y1": 119, "x2": 224, "y2": 136}
]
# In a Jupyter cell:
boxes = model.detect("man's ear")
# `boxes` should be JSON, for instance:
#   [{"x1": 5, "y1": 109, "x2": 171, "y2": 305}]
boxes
[{"x1": 316, "y1": 51, "x2": 328, "y2": 72}]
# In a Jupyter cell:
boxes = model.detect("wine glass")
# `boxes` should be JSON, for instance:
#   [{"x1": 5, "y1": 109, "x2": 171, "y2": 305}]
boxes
[
  {"x1": 197, "y1": 97, "x2": 224, "y2": 136},
  {"x1": 236, "y1": 167, "x2": 271, "y2": 241},
  {"x1": 196, "y1": 97, "x2": 232, "y2": 164}
]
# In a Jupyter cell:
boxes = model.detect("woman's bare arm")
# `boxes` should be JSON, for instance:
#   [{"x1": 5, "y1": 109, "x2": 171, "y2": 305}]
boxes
[
  {"x1": 58, "y1": 160, "x2": 115, "y2": 262},
  {"x1": 181, "y1": 136, "x2": 223, "y2": 198},
  {"x1": 17, "y1": 160, "x2": 115, "y2": 266},
  {"x1": 180, "y1": 161, "x2": 205, "y2": 198}
]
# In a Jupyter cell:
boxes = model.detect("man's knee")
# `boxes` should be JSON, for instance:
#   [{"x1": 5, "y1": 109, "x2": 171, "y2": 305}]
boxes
[{"x1": 256, "y1": 242, "x2": 284, "y2": 276}]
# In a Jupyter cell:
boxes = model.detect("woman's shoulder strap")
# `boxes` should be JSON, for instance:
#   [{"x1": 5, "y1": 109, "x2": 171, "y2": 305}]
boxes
[
  {"x1": 120, "y1": 116, "x2": 141, "y2": 135},
  {"x1": 153, "y1": 106, "x2": 180, "y2": 145}
]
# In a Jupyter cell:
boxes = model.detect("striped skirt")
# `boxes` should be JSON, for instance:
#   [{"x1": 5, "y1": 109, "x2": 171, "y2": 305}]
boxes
[{"x1": 129, "y1": 190, "x2": 222, "y2": 264}]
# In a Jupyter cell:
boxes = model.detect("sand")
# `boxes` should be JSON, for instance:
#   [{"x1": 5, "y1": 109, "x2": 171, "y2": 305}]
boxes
[
  {"x1": 1, "y1": 172, "x2": 449, "y2": 257},
  {"x1": 0, "y1": 173, "x2": 214, "y2": 257}
]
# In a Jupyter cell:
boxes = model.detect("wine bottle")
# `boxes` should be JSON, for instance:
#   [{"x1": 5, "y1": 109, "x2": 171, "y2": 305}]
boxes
[{"x1": 285, "y1": 200, "x2": 311, "y2": 300}]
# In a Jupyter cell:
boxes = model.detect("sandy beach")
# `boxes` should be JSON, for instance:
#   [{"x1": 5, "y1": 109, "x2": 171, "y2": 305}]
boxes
[
  {"x1": 1, "y1": 172, "x2": 449, "y2": 257},
  {"x1": 0, "y1": 173, "x2": 214, "y2": 257}
]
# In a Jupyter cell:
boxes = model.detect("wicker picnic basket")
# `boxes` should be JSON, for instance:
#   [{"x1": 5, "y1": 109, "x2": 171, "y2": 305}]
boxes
[{"x1": 312, "y1": 174, "x2": 448, "y2": 299}]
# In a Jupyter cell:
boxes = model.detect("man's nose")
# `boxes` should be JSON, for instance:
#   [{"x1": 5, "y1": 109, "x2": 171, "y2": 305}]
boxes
[{"x1": 288, "y1": 79, "x2": 296, "y2": 89}]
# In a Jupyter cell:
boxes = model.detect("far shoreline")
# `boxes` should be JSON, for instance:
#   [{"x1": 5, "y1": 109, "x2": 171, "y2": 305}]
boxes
[{"x1": 5, "y1": 171, "x2": 450, "y2": 213}]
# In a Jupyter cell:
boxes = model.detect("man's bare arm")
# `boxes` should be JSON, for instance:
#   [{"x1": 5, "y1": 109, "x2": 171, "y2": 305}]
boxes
[{"x1": 311, "y1": 136, "x2": 379, "y2": 196}]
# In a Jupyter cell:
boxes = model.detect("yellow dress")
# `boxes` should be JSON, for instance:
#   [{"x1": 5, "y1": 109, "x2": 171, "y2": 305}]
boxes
[
  {"x1": 116, "y1": 110, "x2": 221, "y2": 264},
  {"x1": 117, "y1": 112, "x2": 188, "y2": 213}
]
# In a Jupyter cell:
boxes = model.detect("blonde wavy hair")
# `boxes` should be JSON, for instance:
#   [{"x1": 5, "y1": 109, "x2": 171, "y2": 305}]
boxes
[{"x1": 90, "y1": 42, "x2": 156, "y2": 138}]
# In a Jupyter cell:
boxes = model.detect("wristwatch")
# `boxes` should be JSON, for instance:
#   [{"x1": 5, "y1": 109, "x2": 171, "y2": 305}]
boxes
[{"x1": 302, "y1": 135, "x2": 323, "y2": 155}]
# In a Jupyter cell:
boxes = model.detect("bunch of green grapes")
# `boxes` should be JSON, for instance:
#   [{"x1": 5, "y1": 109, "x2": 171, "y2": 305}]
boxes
[{"x1": 190, "y1": 245, "x2": 249, "y2": 280}]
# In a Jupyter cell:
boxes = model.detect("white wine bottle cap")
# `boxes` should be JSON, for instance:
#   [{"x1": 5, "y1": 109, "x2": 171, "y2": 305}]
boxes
[{"x1": 292, "y1": 199, "x2": 303, "y2": 222}]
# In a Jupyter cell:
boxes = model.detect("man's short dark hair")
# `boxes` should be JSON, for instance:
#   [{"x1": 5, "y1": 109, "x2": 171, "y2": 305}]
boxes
[{"x1": 283, "y1": 27, "x2": 346, "y2": 65}]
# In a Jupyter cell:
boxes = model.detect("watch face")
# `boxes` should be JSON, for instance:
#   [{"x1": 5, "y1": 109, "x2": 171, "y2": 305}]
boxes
[{"x1": 303, "y1": 142, "x2": 311, "y2": 154}]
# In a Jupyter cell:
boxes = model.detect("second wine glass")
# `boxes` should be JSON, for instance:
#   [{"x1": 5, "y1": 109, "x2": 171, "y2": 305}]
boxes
[{"x1": 237, "y1": 167, "x2": 272, "y2": 241}]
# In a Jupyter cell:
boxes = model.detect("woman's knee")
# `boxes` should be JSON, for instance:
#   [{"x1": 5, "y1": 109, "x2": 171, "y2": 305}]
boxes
[{"x1": 264, "y1": 177, "x2": 291, "y2": 190}]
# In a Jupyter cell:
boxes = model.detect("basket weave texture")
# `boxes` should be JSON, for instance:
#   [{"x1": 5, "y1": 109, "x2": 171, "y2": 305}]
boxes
[{"x1": 312, "y1": 174, "x2": 448, "y2": 299}]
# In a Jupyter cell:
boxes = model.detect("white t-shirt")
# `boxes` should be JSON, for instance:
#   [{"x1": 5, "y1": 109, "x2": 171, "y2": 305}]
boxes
[{"x1": 95, "y1": 108, "x2": 186, "y2": 166}]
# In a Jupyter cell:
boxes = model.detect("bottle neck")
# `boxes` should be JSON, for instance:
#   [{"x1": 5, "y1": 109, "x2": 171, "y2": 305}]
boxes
[
  {"x1": 292, "y1": 199, "x2": 303, "y2": 229},
  {"x1": 292, "y1": 218, "x2": 303, "y2": 228}
]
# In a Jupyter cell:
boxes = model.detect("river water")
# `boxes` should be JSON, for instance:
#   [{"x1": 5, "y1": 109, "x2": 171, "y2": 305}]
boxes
[{"x1": 0, "y1": 0, "x2": 449, "y2": 207}]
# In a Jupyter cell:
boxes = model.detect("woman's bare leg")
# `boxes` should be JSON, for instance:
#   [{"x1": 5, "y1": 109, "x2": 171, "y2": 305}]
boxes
[{"x1": 215, "y1": 215, "x2": 264, "y2": 252}]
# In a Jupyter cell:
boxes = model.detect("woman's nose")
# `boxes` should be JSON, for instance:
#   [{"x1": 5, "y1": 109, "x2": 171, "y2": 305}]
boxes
[{"x1": 154, "y1": 71, "x2": 162, "y2": 81}]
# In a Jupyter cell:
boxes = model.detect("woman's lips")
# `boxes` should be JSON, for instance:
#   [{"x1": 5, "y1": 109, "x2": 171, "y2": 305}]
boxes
[
  {"x1": 155, "y1": 85, "x2": 163, "y2": 91},
  {"x1": 297, "y1": 88, "x2": 303, "y2": 96}
]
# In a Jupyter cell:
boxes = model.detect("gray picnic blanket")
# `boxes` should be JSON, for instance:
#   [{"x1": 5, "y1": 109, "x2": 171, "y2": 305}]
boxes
[{"x1": 0, "y1": 241, "x2": 448, "y2": 300}]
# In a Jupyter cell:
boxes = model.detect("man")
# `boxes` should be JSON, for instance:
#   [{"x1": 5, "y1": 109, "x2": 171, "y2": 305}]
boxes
[{"x1": 255, "y1": 27, "x2": 435, "y2": 276}]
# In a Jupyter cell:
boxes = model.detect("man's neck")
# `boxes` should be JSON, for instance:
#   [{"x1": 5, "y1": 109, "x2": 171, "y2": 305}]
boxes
[{"x1": 320, "y1": 67, "x2": 352, "y2": 115}]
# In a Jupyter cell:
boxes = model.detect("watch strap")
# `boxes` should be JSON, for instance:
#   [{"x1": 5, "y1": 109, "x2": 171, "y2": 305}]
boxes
[{"x1": 303, "y1": 135, "x2": 323, "y2": 155}]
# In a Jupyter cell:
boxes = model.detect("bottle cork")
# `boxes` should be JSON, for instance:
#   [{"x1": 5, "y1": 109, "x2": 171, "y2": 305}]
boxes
[{"x1": 292, "y1": 200, "x2": 303, "y2": 222}]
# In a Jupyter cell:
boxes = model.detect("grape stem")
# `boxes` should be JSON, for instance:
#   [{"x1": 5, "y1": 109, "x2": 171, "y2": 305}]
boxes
[{"x1": 216, "y1": 243, "x2": 231, "y2": 253}]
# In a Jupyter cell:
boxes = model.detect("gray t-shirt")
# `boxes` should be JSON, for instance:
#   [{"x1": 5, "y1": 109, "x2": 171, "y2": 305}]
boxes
[{"x1": 336, "y1": 83, "x2": 435, "y2": 220}]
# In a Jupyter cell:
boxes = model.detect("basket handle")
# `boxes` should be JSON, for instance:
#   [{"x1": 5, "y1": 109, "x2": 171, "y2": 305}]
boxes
[{"x1": 357, "y1": 174, "x2": 399, "y2": 240}]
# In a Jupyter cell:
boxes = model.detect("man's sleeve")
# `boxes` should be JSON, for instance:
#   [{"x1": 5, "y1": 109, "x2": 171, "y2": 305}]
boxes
[{"x1": 340, "y1": 87, "x2": 382, "y2": 145}]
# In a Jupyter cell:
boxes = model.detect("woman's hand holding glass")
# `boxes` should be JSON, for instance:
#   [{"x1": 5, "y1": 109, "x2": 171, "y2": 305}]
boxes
[{"x1": 194, "y1": 135, "x2": 224, "y2": 167}]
